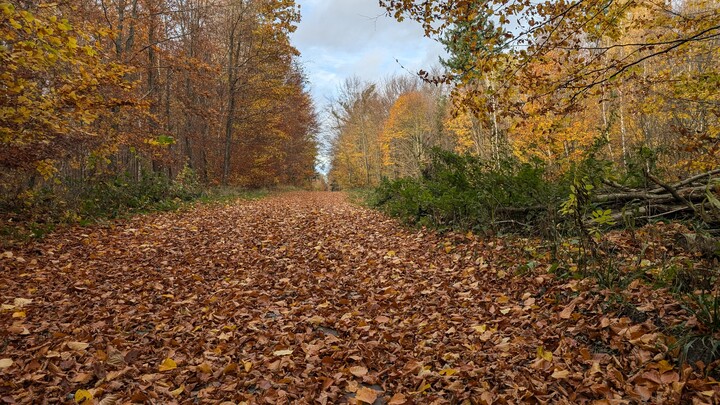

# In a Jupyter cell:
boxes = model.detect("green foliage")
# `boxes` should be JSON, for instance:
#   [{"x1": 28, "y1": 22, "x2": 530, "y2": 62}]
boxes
[
  {"x1": 171, "y1": 164, "x2": 202, "y2": 201},
  {"x1": 197, "y1": 187, "x2": 269, "y2": 204},
  {"x1": 76, "y1": 171, "x2": 179, "y2": 219},
  {"x1": 678, "y1": 290, "x2": 720, "y2": 367},
  {"x1": 371, "y1": 149, "x2": 568, "y2": 233},
  {"x1": 0, "y1": 166, "x2": 233, "y2": 245}
]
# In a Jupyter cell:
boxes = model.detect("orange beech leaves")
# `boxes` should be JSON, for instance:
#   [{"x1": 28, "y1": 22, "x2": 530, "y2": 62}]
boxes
[{"x1": 1, "y1": 192, "x2": 719, "y2": 403}]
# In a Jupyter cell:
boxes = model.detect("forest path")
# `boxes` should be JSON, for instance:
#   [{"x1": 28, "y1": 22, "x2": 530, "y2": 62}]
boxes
[{"x1": 0, "y1": 192, "x2": 705, "y2": 403}]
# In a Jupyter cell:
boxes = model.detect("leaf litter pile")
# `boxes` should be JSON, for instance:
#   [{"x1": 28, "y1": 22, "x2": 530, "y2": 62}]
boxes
[{"x1": 1, "y1": 192, "x2": 719, "y2": 404}]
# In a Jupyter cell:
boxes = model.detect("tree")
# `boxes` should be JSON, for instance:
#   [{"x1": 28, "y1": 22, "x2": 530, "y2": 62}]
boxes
[{"x1": 0, "y1": 2, "x2": 135, "y2": 174}]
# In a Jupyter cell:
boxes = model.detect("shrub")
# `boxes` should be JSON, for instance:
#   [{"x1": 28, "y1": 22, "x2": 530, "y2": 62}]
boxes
[{"x1": 371, "y1": 149, "x2": 569, "y2": 233}]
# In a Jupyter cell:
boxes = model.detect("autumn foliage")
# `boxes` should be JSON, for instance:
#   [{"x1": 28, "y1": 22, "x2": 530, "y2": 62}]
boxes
[{"x1": 1, "y1": 0, "x2": 318, "y2": 222}]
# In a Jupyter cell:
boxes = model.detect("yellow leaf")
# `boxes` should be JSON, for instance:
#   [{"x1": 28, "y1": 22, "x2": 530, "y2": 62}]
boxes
[
  {"x1": 0, "y1": 358, "x2": 13, "y2": 369},
  {"x1": 497, "y1": 295, "x2": 509, "y2": 304},
  {"x1": 439, "y1": 368, "x2": 458, "y2": 376},
  {"x1": 496, "y1": 270, "x2": 507, "y2": 278},
  {"x1": 273, "y1": 349, "x2": 293, "y2": 356},
  {"x1": 159, "y1": 358, "x2": 177, "y2": 371},
  {"x1": 243, "y1": 361, "x2": 252, "y2": 372},
  {"x1": 471, "y1": 324, "x2": 487, "y2": 333},
  {"x1": 12, "y1": 311, "x2": 25, "y2": 318},
  {"x1": 417, "y1": 382, "x2": 431, "y2": 393},
  {"x1": 74, "y1": 389, "x2": 93, "y2": 404},
  {"x1": 657, "y1": 360, "x2": 674, "y2": 373},
  {"x1": 170, "y1": 384, "x2": 185, "y2": 397},
  {"x1": 536, "y1": 346, "x2": 553, "y2": 361}
]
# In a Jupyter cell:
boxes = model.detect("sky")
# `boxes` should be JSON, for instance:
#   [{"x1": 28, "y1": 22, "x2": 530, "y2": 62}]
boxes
[{"x1": 291, "y1": 0, "x2": 447, "y2": 116}]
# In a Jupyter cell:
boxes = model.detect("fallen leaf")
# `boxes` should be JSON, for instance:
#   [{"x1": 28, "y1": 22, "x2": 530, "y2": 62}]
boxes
[
  {"x1": 67, "y1": 341, "x2": 89, "y2": 351},
  {"x1": 72, "y1": 372, "x2": 93, "y2": 383},
  {"x1": 197, "y1": 363, "x2": 212, "y2": 374},
  {"x1": 551, "y1": 369, "x2": 570, "y2": 379},
  {"x1": 439, "y1": 368, "x2": 458, "y2": 376},
  {"x1": 0, "y1": 358, "x2": 13, "y2": 369},
  {"x1": 355, "y1": 387, "x2": 378, "y2": 403},
  {"x1": 74, "y1": 389, "x2": 93, "y2": 404},
  {"x1": 559, "y1": 302, "x2": 576, "y2": 319},
  {"x1": 273, "y1": 349, "x2": 293, "y2": 356},
  {"x1": 350, "y1": 365, "x2": 368, "y2": 377},
  {"x1": 13, "y1": 298, "x2": 32, "y2": 307},
  {"x1": 158, "y1": 358, "x2": 177, "y2": 371},
  {"x1": 537, "y1": 346, "x2": 553, "y2": 361},
  {"x1": 97, "y1": 394, "x2": 119, "y2": 405},
  {"x1": 388, "y1": 393, "x2": 407, "y2": 404},
  {"x1": 170, "y1": 384, "x2": 185, "y2": 397}
]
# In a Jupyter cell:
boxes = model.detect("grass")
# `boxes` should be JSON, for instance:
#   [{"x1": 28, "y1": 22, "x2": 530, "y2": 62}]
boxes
[
  {"x1": 196, "y1": 187, "x2": 270, "y2": 205},
  {"x1": 345, "y1": 188, "x2": 375, "y2": 207}
]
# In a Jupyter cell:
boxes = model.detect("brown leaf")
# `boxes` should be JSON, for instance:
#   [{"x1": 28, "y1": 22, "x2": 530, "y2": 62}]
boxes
[
  {"x1": 559, "y1": 302, "x2": 576, "y2": 319},
  {"x1": 67, "y1": 342, "x2": 89, "y2": 351},
  {"x1": 349, "y1": 366, "x2": 368, "y2": 377},
  {"x1": 355, "y1": 387, "x2": 378, "y2": 404},
  {"x1": 388, "y1": 393, "x2": 406, "y2": 404}
]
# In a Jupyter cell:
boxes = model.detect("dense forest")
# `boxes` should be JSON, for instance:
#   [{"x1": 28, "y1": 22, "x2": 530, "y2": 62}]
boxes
[
  {"x1": 329, "y1": 0, "x2": 720, "y2": 234},
  {"x1": 4, "y1": 0, "x2": 720, "y2": 403},
  {"x1": 1, "y1": 0, "x2": 318, "y2": 229}
]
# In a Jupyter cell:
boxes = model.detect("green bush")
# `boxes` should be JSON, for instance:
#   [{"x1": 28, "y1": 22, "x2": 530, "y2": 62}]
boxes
[{"x1": 371, "y1": 149, "x2": 569, "y2": 233}]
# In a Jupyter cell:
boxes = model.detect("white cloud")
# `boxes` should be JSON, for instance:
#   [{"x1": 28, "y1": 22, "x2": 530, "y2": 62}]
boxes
[{"x1": 292, "y1": 0, "x2": 446, "y2": 110}]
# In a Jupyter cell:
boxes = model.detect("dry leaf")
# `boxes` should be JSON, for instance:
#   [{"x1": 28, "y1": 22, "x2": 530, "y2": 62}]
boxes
[
  {"x1": 67, "y1": 341, "x2": 89, "y2": 351},
  {"x1": 273, "y1": 349, "x2": 293, "y2": 356},
  {"x1": 74, "y1": 389, "x2": 93, "y2": 404},
  {"x1": 13, "y1": 298, "x2": 32, "y2": 307},
  {"x1": 388, "y1": 393, "x2": 407, "y2": 405},
  {"x1": 559, "y1": 302, "x2": 576, "y2": 320},
  {"x1": 158, "y1": 358, "x2": 177, "y2": 371},
  {"x1": 0, "y1": 358, "x2": 13, "y2": 369},
  {"x1": 349, "y1": 365, "x2": 368, "y2": 377},
  {"x1": 355, "y1": 387, "x2": 378, "y2": 404},
  {"x1": 97, "y1": 395, "x2": 119, "y2": 405},
  {"x1": 170, "y1": 384, "x2": 185, "y2": 396}
]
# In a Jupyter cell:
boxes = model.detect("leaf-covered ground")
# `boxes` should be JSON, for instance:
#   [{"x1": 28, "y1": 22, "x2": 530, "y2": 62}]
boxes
[{"x1": 1, "y1": 192, "x2": 718, "y2": 404}]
